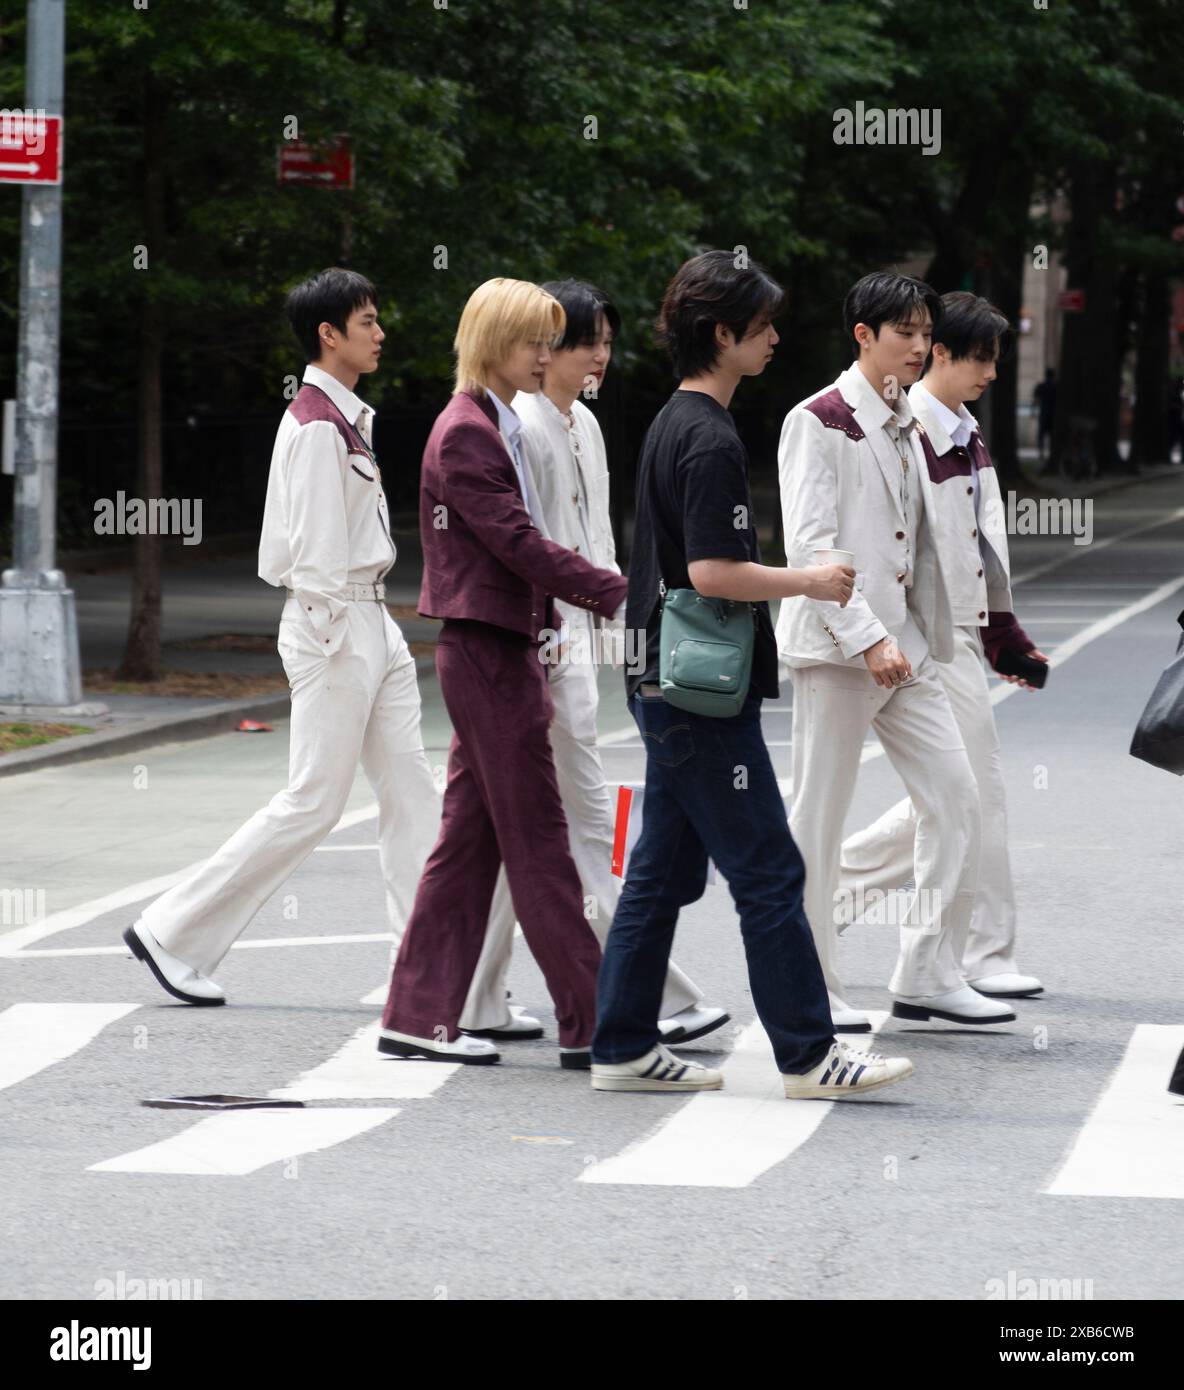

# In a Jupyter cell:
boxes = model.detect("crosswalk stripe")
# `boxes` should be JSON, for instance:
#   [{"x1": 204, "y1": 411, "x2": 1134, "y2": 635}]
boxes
[
  {"x1": 88, "y1": 1108, "x2": 398, "y2": 1176},
  {"x1": 580, "y1": 1013, "x2": 889, "y2": 1188},
  {"x1": 270, "y1": 1022, "x2": 459, "y2": 1100},
  {"x1": 0, "y1": 1003, "x2": 139, "y2": 1093},
  {"x1": 1046, "y1": 1024, "x2": 1184, "y2": 1200}
]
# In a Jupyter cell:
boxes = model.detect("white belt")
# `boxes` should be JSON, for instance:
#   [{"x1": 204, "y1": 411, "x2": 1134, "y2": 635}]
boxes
[{"x1": 287, "y1": 582, "x2": 386, "y2": 602}]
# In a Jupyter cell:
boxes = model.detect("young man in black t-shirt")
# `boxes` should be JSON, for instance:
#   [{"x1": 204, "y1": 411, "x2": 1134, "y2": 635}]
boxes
[{"x1": 590, "y1": 251, "x2": 916, "y2": 1098}]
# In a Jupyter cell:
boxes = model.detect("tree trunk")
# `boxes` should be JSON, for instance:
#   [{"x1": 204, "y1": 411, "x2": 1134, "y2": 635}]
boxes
[
  {"x1": 118, "y1": 75, "x2": 166, "y2": 682},
  {"x1": 985, "y1": 162, "x2": 1036, "y2": 491},
  {"x1": 1052, "y1": 159, "x2": 1119, "y2": 475},
  {"x1": 1131, "y1": 268, "x2": 1171, "y2": 467}
]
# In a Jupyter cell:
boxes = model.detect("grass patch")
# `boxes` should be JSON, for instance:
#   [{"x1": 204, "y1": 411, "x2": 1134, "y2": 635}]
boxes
[{"x1": 0, "y1": 722, "x2": 94, "y2": 755}]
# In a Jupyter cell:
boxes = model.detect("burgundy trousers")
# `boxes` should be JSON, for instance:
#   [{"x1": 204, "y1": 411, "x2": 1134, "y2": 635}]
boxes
[{"x1": 381, "y1": 619, "x2": 602, "y2": 1048}]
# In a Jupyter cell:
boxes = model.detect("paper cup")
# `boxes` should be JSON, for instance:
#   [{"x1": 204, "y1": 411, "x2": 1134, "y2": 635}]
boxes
[{"x1": 814, "y1": 548, "x2": 855, "y2": 568}]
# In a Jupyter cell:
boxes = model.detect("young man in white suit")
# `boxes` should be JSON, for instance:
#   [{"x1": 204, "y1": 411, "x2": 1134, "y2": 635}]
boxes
[
  {"x1": 778, "y1": 271, "x2": 1014, "y2": 1032},
  {"x1": 456, "y1": 279, "x2": 729, "y2": 1047},
  {"x1": 839, "y1": 292, "x2": 1047, "y2": 999},
  {"x1": 124, "y1": 268, "x2": 441, "y2": 1013}
]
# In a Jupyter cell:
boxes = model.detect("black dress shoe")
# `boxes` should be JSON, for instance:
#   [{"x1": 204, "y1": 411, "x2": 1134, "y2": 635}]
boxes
[{"x1": 559, "y1": 1048, "x2": 591, "y2": 1070}]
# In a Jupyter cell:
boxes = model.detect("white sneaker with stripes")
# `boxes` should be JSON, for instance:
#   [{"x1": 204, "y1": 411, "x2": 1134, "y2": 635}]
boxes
[
  {"x1": 591, "y1": 1042, "x2": 723, "y2": 1092},
  {"x1": 782, "y1": 1040, "x2": 914, "y2": 1100}
]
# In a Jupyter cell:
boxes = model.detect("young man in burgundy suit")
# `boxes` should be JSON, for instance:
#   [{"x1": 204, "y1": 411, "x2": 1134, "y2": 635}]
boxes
[{"x1": 378, "y1": 278, "x2": 628, "y2": 1066}]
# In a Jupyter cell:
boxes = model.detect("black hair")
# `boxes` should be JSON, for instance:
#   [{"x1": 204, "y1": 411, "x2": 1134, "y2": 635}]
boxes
[
  {"x1": 286, "y1": 267, "x2": 379, "y2": 363},
  {"x1": 933, "y1": 291, "x2": 1014, "y2": 363},
  {"x1": 657, "y1": 249, "x2": 786, "y2": 381},
  {"x1": 843, "y1": 271, "x2": 942, "y2": 359},
  {"x1": 540, "y1": 278, "x2": 621, "y2": 350}
]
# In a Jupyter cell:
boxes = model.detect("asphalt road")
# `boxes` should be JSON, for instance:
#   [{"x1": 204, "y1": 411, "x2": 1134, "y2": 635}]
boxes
[{"x1": 2, "y1": 472, "x2": 1182, "y2": 1301}]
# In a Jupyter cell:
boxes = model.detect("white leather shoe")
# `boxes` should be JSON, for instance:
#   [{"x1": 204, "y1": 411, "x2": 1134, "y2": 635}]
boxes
[
  {"x1": 377, "y1": 1029, "x2": 499, "y2": 1064},
  {"x1": 591, "y1": 1042, "x2": 723, "y2": 1092},
  {"x1": 967, "y1": 972, "x2": 1044, "y2": 998},
  {"x1": 462, "y1": 1006, "x2": 544, "y2": 1041},
  {"x1": 123, "y1": 923, "x2": 225, "y2": 1006},
  {"x1": 892, "y1": 984, "x2": 1015, "y2": 1025},
  {"x1": 783, "y1": 1039, "x2": 914, "y2": 1099},
  {"x1": 829, "y1": 991, "x2": 871, "y2": 1033},
  {"x1": 657, "y1": 1003, "x2": 731, "y2": 1044}
]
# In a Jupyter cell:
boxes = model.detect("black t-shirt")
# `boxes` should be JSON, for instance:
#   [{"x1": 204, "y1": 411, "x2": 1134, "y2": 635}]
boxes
[{"x1": 626, "y1": 389, "x2": 779, "y2": 701}]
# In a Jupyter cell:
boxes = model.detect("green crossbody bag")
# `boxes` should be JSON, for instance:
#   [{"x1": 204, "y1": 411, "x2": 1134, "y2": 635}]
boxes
[{"x1": 658, "y1": 580, "x2": 756, "y2": 718}]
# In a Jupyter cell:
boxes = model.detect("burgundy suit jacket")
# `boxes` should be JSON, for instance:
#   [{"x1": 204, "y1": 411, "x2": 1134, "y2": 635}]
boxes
[{"x1": 418, "y1": 388, "x2": 628, "y2": 638}]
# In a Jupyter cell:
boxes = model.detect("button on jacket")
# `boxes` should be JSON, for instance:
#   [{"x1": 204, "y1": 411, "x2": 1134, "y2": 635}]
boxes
[
  {"x1": 776, "y1": 363, "x2": 953, "y2": 670},
  {"x1": 258, "y1": 363, "x2": 396, "y2": 655},
  {"x1": 417, "y1": 388, "x2": 627, "y2": 638}
]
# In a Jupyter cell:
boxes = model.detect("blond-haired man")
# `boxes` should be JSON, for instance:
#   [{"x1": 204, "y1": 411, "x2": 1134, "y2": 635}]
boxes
[{"x1": 377, "y1": 278, "x2": 627, "y2": 1066}]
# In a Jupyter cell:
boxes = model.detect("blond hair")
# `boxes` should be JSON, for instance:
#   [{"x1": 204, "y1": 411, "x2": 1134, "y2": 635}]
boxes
[{"x1": 453, "y1": 278, "x2": 565, "y2": 395}]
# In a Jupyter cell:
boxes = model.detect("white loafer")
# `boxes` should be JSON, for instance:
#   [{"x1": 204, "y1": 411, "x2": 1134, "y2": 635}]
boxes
[
  {"x1": 829, "y1": 991, "x2": 871, "y2": 1033},
  {"x1": 591, "y1": 1042, "x2": 723, "y2": 1092},
  {"x1": 377, "y1": 1029, "x2": 499, "y2": 1064},
  {"x1": 462, "y1": 1007, "x2": 544, "y2": 1041},
  {"x1": 967, "y1": 972, "x2": 1044, "y2": 999},
  {"x1": 657, "y1": 1003, "x2": 731, "y2": 1044},
  {"x1": 123, "y1": 923, "x2": 225, "y2": 1006},
  {"x1": 783, "y1": 1040, "x2": 914, "y2": 1099},
  {"x1": 892, "y1": 984, "x2": 1016, "y2": 1025}
]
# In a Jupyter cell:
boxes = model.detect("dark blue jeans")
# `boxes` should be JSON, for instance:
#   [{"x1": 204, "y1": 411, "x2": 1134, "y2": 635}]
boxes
[{"x1": 592, "y1": 689, "x2": 834, "y2": 1074}]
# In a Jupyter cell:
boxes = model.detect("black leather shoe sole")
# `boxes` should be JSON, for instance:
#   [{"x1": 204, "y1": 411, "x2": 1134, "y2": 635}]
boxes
[
  {"x1": 833, "y1": 1020, "x2": 873, "y2": 1034},
  {"x1": 892, "y1": 1000, "x2": 1015, "y2": 1025},
  {"x1": 462, "y1": 1024, "x2": 545, "y2": 1041},
  {"x1": 559, "y1": 1050, "x2": 591, "y2": 1070},
  {"x1": 123, "y1": 926, "x2": 225, "y2": 1007},
  {"x1": 377, "y1": 1035, "x2": 499, "y2": 1065},
  {"x1": 659, "y1": 1010, "x2": 732, "y2": 1045},
  {"x1": 971, "y1": 987, "x2": 1044, "y2": 999}
]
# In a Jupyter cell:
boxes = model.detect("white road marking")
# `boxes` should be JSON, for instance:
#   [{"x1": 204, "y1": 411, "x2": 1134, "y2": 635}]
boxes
[
  {"x1": 0, "y1": 1003, "x2": 139, "y2": 1092},
  {"x1": 0, "y1": 803, "x2": 382, "y2": 957},
  {"x1": 848, "y1": 572, "x2": 1184, "y2": 768},
  {"x1": 1046, "y1": 1025, "x2": 1184, "y2": 1200},
  {"x1": 269, "y1": 1021, "x2": 459, "y2": 1100},
  {"x1": 88, "y1": 1108, "x2": 398, "y2": 1176},
  {"x1": 579, "y1": 1013, "x2": 889, "y2": 1188},
  {"x1": 12, "y1": 932, "x2": 392, "y2": 959},
  {"x1": 1009, "y1": 505, "x2": 1184, "y2": 586}
]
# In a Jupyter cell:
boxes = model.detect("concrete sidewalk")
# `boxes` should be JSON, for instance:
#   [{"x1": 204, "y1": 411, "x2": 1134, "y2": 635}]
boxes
[{"x1": 0, "y1": 522, "x2": 442, "y2": 778}]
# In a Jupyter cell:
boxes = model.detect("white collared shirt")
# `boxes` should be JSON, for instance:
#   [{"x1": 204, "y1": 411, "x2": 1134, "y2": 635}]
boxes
[
  {"x1": 488, "y1": 388, "x2": 542, "y2": 524},
  {"x1": 258, "y1": 363, "x2": 396, "y2": 654}
]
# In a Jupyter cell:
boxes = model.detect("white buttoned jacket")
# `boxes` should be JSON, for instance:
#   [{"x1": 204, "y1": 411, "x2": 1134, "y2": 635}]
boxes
[
  {"x1": 907, "y1": 383, "x2": 1014, "y2": 627},
  {"x1": 775, "y1": 364, "x2": 955, "y2": 669}
]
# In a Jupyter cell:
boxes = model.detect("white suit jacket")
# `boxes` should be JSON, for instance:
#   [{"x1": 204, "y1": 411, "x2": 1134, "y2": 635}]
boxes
[
  {"x1": 907, "y1": 382, "x2": 1014, "y2": 626},
  {"x1": 513, "y1": 390, "x2": 621, "y2": 654},
  {"x1": 776, "y1": 363, "x2": 954, "y2": 669}
]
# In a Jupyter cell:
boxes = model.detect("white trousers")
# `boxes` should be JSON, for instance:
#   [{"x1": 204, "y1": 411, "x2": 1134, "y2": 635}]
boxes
[
  {"x1": 839, "y1": 624, "x2": 1019, "y2": 978},
  {"x1": 789, "y1": 650, "x2": 981, "y2": 999},
  {"x1": 456, "y1": 652, "x2": 703, "y2": 1031},
  {"x1": 139, "y1": 596, "x2": 440, "y2": 978}
]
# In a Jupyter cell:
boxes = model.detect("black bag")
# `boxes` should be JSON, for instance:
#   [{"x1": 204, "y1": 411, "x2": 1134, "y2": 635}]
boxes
[{"x1": 1130, "y1": 609, "x2": 1184, "y2": 775}]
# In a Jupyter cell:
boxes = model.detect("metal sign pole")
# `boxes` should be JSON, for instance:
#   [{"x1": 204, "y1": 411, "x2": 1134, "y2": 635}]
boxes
[{"x1": 0, "y1": 0, "x2": 91, "y2": 713}]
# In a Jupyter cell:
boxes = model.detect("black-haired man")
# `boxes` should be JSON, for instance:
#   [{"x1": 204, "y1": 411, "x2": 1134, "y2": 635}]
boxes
[
  {"x1": 124, "y1": 267, "x2": 440, "y2": 1009},
  {"x1": 840, "y1": 291, "x2": 1047, "y2": 1000},
  {"x1": 778, "y1": 271, "x2": 1014, "y2": 1032},
  {"x1": 591, "y1": 251, "x2": 915, "y2": 1099}
]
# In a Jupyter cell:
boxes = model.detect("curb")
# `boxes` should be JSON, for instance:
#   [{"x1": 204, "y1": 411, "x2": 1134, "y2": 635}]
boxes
[{"x1": 0, "y1": 655, "x2": 437, "y2": 778}]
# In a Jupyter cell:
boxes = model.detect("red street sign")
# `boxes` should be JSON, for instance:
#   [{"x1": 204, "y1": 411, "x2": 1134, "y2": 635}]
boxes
[
  {"x1": 277, "y1": 136, "x2": 354, "y2": 188},
  {"x1": 0, "y1": 111, "x2": 62, "y2": 184},
  {"x1": 1057, "y1": 289, "x2": 1086, "y2": 312}
]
